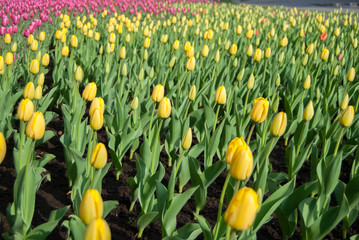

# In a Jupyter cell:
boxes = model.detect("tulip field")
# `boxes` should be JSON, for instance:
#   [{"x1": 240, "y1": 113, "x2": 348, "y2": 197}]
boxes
[{"x1": 1, "y1": 0, "x2": 359, "y2": 239}]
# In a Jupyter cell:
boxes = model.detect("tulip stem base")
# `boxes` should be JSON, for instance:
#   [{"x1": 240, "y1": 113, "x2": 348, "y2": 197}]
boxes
[
  {"x1": 175, "y1": 149, "x2": 186, "y2": 177},
  {"x1": 148, "y1": 103, "x2": 156, "y2": 140},
  {"x1": 246, "y1": 123, "x2": 255, "y2": 145},
  {"x1": 214, "y1": 172, "x2": 231, "y2": 240},
  {"x1": 150, "y1": 119, "x2": 163, "y2": 175},
  {"x1": 213, "y1": 105, "x2": 221, "y2": 133},
  {"x1": 333, "y1": 128, "x2": 344, "y2": 157}
]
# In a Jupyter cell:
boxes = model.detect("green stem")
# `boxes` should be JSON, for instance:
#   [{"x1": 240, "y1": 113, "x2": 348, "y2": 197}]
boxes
[
  {"x1": 213, "y1": 104, "x2": 221, "y2": 133},
  {"x1": 241, "y1": 89, "x2": 251, "y2": 129},
  {"x1": 18, "y1": 121, "x2": 25, "y2": 173},
  {"x1": 86, "y1": 129, "x2": 95, "y2": 177},
  {"x1": 120, "y1": 75, "x2": 126, "y2": 102},
  {"x1": 150, "y1": 119, "x2": 164, "y2": 175},
  {"x1": 183, "y1": 100, "x2": 191, "y2": 122},
  {"x1": 163, "y1": 70, "x2": 170, "y2": 87},
  {"x1": 296, "y1": 121, "x2": 307, "y2": 157},
  {"x1": 175, "y1": 149, "x2": 186, "y2": 176},
  {"x1": 148, "y1": 103, "x2": 157, "y2": 139},
  {"x1": 246, "y1": 123, "x2": 255, "y2": 145},
  {"x1": 333, "y1": 128, "x2": 344, "y2": 157},
  {"x1": 227, "y1": 86, "x2": 236, "y2": 114}
]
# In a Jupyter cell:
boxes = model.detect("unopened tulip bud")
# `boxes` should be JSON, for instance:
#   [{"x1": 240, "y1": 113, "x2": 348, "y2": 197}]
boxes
[
  {"x1": 253, "y1": 48, "x2": 262, "y2": 62},
  {"x1": 90, "y1": 108, "x2": 103, "y2": 130},
  {"x1": 36, "y1": 51, "x2": 42, "y2": 61},
  {"x1": 80, "y1": 189, "x2": 103, "y2": 224},
  {"x1": 84, "y1": 218, "x2": 111, "y2": 240},
  {"x1": 41, "y1": 53, "x2": 50, "y2": 67},
  {"x1": 278, "y1": 52, "x2": 284, "y2": 63},
  {"x1": 91, "y1": 143, "x2": 107, "y2": 169},
  {"x1": 24, "y1": 82, "x2": 35, "y2": 99},
  {"x1": 39, "y1": 32, "x2": 45, "y2": 42},
  {"x1": 215, "y1": 86, "x2": 226, "y2": 104},
  {"x1": 229, "y1": 43, "x2": 238, "y2": 55},
  {"x1": 169, "y1": 56, "x2": 176, "y2": 68},
  {"x1": 181, "y1": 128, "x2": 192, "y2": 150},
  {"x1": 302, "y1": 54, "x2": 308, "y2": 66},
  {"x1": 189, "y1": 85, "x2": 196, "y2": 101},
  {"x1": 143, "y1": 37, "x2": 151, "y2": 48},
  {"x1": 270, "y1": 112, "x2": 287, "y2": 137},
  {"x1": 5, "y1": 52, "x2": 13, "y2": 65},
  {"x1": 90, "y1": 97, "x2": 105, "y2": 116},
  {"x1": 303, "y1": 100, "x2": 314, "y2": 121},
  {"x1": 61, "y1": 46, "x2": 69, "y2": 57},
  {"x1": 4, "y1": 34, "x2": 11, "y2": 44},
  {"x1": 26, "y1": 111, "x2": 45, "y2": 139},
  {"x1": 83, "y1": 82, "x2": 97, "y2": 101},
  {"x1": 34, "y1": 85, "x2": 42, "y2": 100},
  {"x1": 138, "y1": 68, "x2": 144, "y2": 81},
  {"x1": 74, "y1": 66, "x2": 84, "y2": 81},
  {"x1": 265, "y1": 48, "x2": 271, "y2": 59},
  {"x1": 230, "y1": 143, "x2": 253, "y2": 180},
  {"x1": 37, "y1": 73, "x2": 45, "y2": 86},
  {"x1": 320, "y1": 48, "x2": 329, "y2": 61},
  {"x1": 158, "y1": 97, "x2": 171, "y2": 118},
  {"x1": 247, "y1": 73, "x2": 254, "y2": 89},
  {"x1": 172, "y1": 40, "x2": 179, "y2": 50},
  {"x1": 214, "y1": 50, "x2": 220, "y2": 62},
  {"x1": 272, "y1": 98, "x2": 279, "y2": 112},
  {"x1": 186, "y1": 56, "x2": 196, "y2": 71},
  {"x1": 225, "y1": 137, "x2": 246, "y2": 164},
  {"x1": 17, "y1": 99, "x2": 34, "y2": 121},
  {"x1": 237, "y1": 68, "x2": 245, "y2": 82},
  {"x1": 70, "y1": 35, "x2": 78, "y2": 48},
  {"x1": 246, "y1": 44, "x2": 253, "y2": 56},
  {"x1": 150, "y1": 67, "x2": 155, "y2": 79},
  {"x1": 202, "y1": 45, "x2": 209, "y2": 57},
  {"x1": 306, "y1": 43, "x2": 314, "y2": 55},
  {"x1": 303, "y1": 75, "x2": 311, "y2": 89},
  {"x1": 119, "y1": 46, "x2": 126, "y2": 59},
  {"x1": 333, "y1": 65, "x2": 339, "y2": 76},
  {"x1": 131, "y1": 97, "x2": 139, "y2": 110},
  {"x1": 0, "y1": 132, "x2": 5, "y2": 164},
  {"x1": 276, "y1": 74, "x2": 281, "y2": 86},
  {"x1": 250, "y1": 98, "x2": 269, "y2": 123},
  {"x1": 30, "y1": 40, "x2": 38, "y2": 51},
  {"x1": 11, "y1": 42, "x2": 17, "y2": 52},
  {"x1": 340, "y1": 106, "x2": 354, "y2": 127},
  {"x1": 280, "y1": 36, "x2": 288, "y2": 47},
  {"x1": 347, "y1": 67, "x2": 355, "y2": 82},
  {"x1": 121, "y1": 63, "x2": 127, "y2": 76},
  {"x1": 340, "y1": 94, "x2": 349, "y2": 110},
  {"x1": 152, "y1": 84, "x2": 164, "y2": 102}
]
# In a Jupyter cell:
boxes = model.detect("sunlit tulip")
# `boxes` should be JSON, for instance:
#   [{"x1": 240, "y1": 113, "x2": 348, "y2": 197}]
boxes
[
  {"x1": 90, "y1": 108, "x2": 103, "y2": 130},
  {"x1": 84, "y1": 218, "x2": 111, "y2": 240},
  {"x1": 74, "y1": 66, "x2": 84, "y2": 81},
  {"x1": 91, "y1": 143, "x2": 107, "y2": 169},
  {"x1": 61, "y1": 45, "x2": 69, "y2": 57},
  {"x1": 303, "y1": 100, "x2": 314, "y2": 121},
  {"x1": 143, "y1": 37, "x2": 151, "y2": 48},
  {"x1": 5, "y1": 52, "x2": 13, "y2": 65},
  {"x1": 306, "y1": 43, "x2": 314, "y2": 55},
  {"x1": 253, "y1": 49, "x2": 262, "y2": 62},
  {"x1": 119, "y1": 46, "x2": 126, "y2": 59},
  {"x1": 265, "y1": 48, "x2": 271, "y2": 59},
  {"x1": 82, "y1": 82, "x2": 97, "y2": 101},
  {"x1": 250, "y1": 98, "x2": 269, "y2": 123},
  {"x1": 0, "y1": 132, "x2": 5, "y2": 164},
  {"x1": 229, "y1": 44, "x2": 238, "y2": 55},
  {"x1": 152, "y1": 84, "x2": 164, "y2": 102},
  {"x1": 303, "y1": 75, "x2": 311, "y2": 89},
  {"x1": 320, "y1": 48, "x2": 329, "y2": 61},
  {"x1": 246, "y1": 44, "x2": 253, "y2": 56},
  {"x1": 186, "y1": 56, "x2": 196, "y2": 71},
  {"x1": 39, "y1": 31, "x2": 45, "y2": 42},
  {"x1": 280, "y1": 36, "x2": 288, "y2": 47},
  {"x1": 229, "y1": 142, "x2": 253, "y2": 180},
  {"x1": 11, "y1": 42, "x2": 17, "y2": 52},
  {"x1": 41, "y1": 53, "x2": 50, "y2": 66},
  {"x1": 30, "y1": 40, "x2": 38, "y2": 51},
  {"x1": 270, "y1": 112, "x2": 287, "y2": 137},
  {"x1": 26, "y1": 111, "x2": 45, "y2": 140},
  {"x1": 340, "y1": 94, "x2": 349, "y2": 110},
  {"x1": 4, "y1": 33, "x2": 11, "y2": 44},
  {"x1": 347, "y1": 67, "x2": 355, "y2": 82},
  {"x1": 225, "y1": 137, "x2": 246, "y2": 164},
  {"x1": 17, "y1": 99, "x2": 34, "y2": 121},
  {"x1": 189, "y1": 85, "x2": 196, "y2": 101},
  {"x1": 158, "y1": 97, "x2": 171, "y2": 118},
  {"x1": 340, "y1": 106, "x2": 354, "y2": 127},
  {"x1": 172, "y1": 40, "x2": 180, "y2": 50},
  {"x1": 225, "y1": 187, "x2": 259, "y2": 230},
  {"x1": 34, "y1": 85, "x2": 42, "y2": 100},
  {"x1": 90, "y1": 97, "x2": 105, "y2": 116},
  {"x1": 215, "y1": 86, "x2": 226, "y2": 104},
  {"x1": 80, "y1": 189, "x2": 103, "y2": 224},
  {"x1": 70, "y1": 35, "x2": 78, "y2": 47},
  {"x1": 181, "y1": 128, "x2": 192, "y2": 150}
]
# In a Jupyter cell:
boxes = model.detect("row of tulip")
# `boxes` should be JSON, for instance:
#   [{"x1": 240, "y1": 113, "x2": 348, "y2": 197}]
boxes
[{"x1": 1, "y1": 1, "x2": 359, "y2": 239}]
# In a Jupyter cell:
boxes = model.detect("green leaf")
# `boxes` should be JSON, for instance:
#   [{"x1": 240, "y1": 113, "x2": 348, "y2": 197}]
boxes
[
  {"x1": 103, "y1": 200, "x2": 119, "y2": 219},
  {"x1": 137, "y1": 212, "x2": 159, "y2": 231},
  {"x1": 193, "y1": 214, "x2": 213, "y2": 240}
]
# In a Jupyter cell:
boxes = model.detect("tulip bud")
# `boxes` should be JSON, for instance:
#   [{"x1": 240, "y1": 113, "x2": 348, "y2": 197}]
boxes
[
  {"x1": 36, "y1": 51, "x2": 42, "y2": 62},
  {"x1": 340, "y1": 94, "x2": 349, "y2": 110},
  {"x1": 119, "y1": 46, "x2": 126, "y2": 59},
  {"x1": 306, "y1": 43, "x2": 314, "y2": 55},
  {"x1": 152, "y1": 84, "x2": 164, "y2": 102},
  {"x1": 11, "y1": 42, "x2": 17, "y2": 52},
  {"x1": 41, "y1": 53, "x2": 50, "y2": 67},
  {"x1": 84, "y1": 218, "x2": 111, "y2": 240},
  {"x1": 37, "y1": 73, "x2": 45, "y2": 86},
  {"x1": 186, "y1": 56, "x2": 196, "y2": 71},
  {"x1": 172, "y1": 40, "x2": 179, "y2": 50},
  {"x1": 61, "y1": 45, "x2": 69, "y2": 57},
  {"x1": 229, "y1": 43, "x2": 238, "y2": 55},
  {"x1": 280, "y1": 36, "x2": 288, "y2": 47},
  {"x1": 143, "y1": 37, "x2": 151, "y2": 48},
  {"x1": 275, "y1": 74, "x2": 281, "y2": 86},
  {"x1": 215, "y1": 86, "x2": 226, "y2": 104},
  {"x1": 90, "y1": 97, "x2": 105, "y2": 117},
  {"x1": 181, "y1": 128, "x2": 192, "y2": 150},
  {"x1": 229, "y1": 143, "x2": 253, "y2": 180},
  {"x1": 340, "y1": 106, "x2": 354, "y2": 127},
  {"x1": 303, "y1": 100, "x2": 314, "y2": 121},
  {"x1": 4, "y1": 33, "x2": 11, "y2": 44},
  {"x1": 278, "y1": 52, "x2": 284, "y2": 63},
  {"x1": 224, "y1": 187, "x2": 259, "y2": 230},
  {"x1": 302, "y1": 54, "x2": 308, "y2": 66},
  {"x1": 250, "y1": 98, "x2": 269, "y2": 123},
  {"x1": 131, "y1": 97, "x2": 139, "y2": 110},
  {"x1": 158, "y1": 97, "x2": 171, "y2": 118},
  {"x1": 189, "y1": 85, "x2": 196, "y2": 101},
  {"x1": 27, "y1": 34, "x2": 34, "y2": 45},
  {"x1": 202, "y1": 45, "x2": 209, "y2": 57},
  {"x1": 121, "y1": 63, "x2": 127, "y2": 76},
  {"x1": 303, "y1": 75, "x2": 311, "y2": 89},
  {"x1": 272, "y1": 98, "x2": 279, "y2": 112},
  {"x1": 83, "y1": 82, "x2": 97, "y2": 101},
  {"x1": 150, "y1": 67, "x2": 155, "y2": 79},
  {"x1": 74, "y1": 66, "x2": 84, "y2": 81},
  {"x1": 265, "y1": 48, "x2": 271, "y2": 59},
  {"x1": 91, "y1": 143, "x2": 107, "y2": 169},
  {"x1": 80, "y1": 189, "x2": 104, "y2": 224},
  {"x1": 30, "y1": 40, "x2": 38, "y2": 51},
  {"x1": 225, "y1": 137, "x2": 246, "y2": 164},
  {"x1": 34, "y1": 85, "x2": 42, "y2": 100},
  {"x1": 347, "y1": 67, "x2": 355, "y2": 82},
  {"x1": 270, "y1": 112, "x2": 287, "y2": 137},
  {"x1": 5, "y1": 52, "x2": 13, "y2": 65},
  {"x1": 17, "y1": 99, "x2": 34, "y2": 121},
  {"x1": 70, "y1": 35, "x2": 78, "y2": 48},
  {"x1": 26, "y1": 111, "x2": 45, "y2": 140},
  {"x1": 246, "y1": 44, "x2": 253, "y2": 56},
  {"x1": 214, "y1": 50, "x2": 220, "y2": 62},
  {"x1": 253, "y1": 48, "x2": 262, "y2": 62},
  {"x1": 247, "y1": 73, "x2": 255, "y2": 89},
  {"x1": 333, "y1": 65, "x2": 339, "y2": 76},
  {"x1": 0, "y1": 132, "x2": 5, "y2": 164},
  {"x1": 169, "y1": 56, "x2": 176, "y2": 68},
  {"x1": 24, "y1": 82, "x2": 35, "y2": 99},
  {"x1": 237, "y1": 68, "x2": 245, "y2": 82},
  {"x1": 320, "y1": 48, "x2": 329, "y2": 61},
  {"x1": 38, "y1": 31, "x2": 45, "y2": 42}
]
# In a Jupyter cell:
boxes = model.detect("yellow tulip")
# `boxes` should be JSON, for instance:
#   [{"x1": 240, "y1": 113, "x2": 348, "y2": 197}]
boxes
[
  {"x1": 55, "y1": 30, "x2": 62, "y2": 39},
  {"x1": 143, "y1": 37, "x2": 151, "y2": 48},
  {"x1": 181, "y1": 128, "x2": 192, "y2": 150},
  {"x1": 303, "y1": 75, "x2": 311, "y2": 89},
  {"x1": 61, "y1": 45, "x2": 69, "y2": 57},
  {"x1": 340, "y1": 106, "x2": 354, "y2": 127},
  {"x1": 90, "y1": 108, "x2": 103, "y2": 130},
  {"x1": 152, "y1": 84, "x2": 164, "y2": 102},
  {"x1": 91, "y1": 143, "x2": 107, "y2": 169},
  {"x1": 172, "y1": 40, "x2": 180, "y2": 50},
  {"x1": 39, "y1": 31, "x2": 45, "y2": 41},
  {"x1": 334, "y1": 28, "x2": 340, "y2": 37},
  {"x1": 30, "y1": 40, "x2": 38, "y2": 51},
  {"x1": 246, "y1": 29, "x2": 253, "y2": 39},
  {"x1": 82, "y1": 82, "x2": 97, "y2": 101},
  {"x1": 214, "y1": 50, "x2": 220, "y2": 62},
  {"x1": 270, "y1": 112, "x2": 287, "y2": 137},
  {"x1": 5, "y1": 52, "x2": 13, "y2": 65},
  {"x1": 184, "y1": 41, "x2": 191, "y2": 51},
  {"x1": 168, "y1": 56, "x2": 176, "y2": 68},
  {"x1": 347, "y1": 67, "x2": 355, "y2": 82},
  {"x1": 11, "y1": 42, "x2": 17, "y2": 52},
  {"x1": 320, "y1": 48, "x2": 329, "y2": 61},
  {"x1": 229, "y1": 43, "x2": 238, "y2": 55},
  {"x1": 158, "y1": 97, "x2": 171, "y2": 118},
  {"x1": 280, "y1": 36, "x2": 288, "y2": 47},
  {"x1": 265, "y1": 48, "x2": 271, "y2": 59},
  {"x1": 229, "y1": 142, "x2": 253, "y2": 180},
  {"x1": 4, "y1": 33, "x2": 11, "y2": 44},
  {"x1": 26, "y1": 111, "x2": 45, "y2": 140},
  {"x1": 186, "y1": 56, "x2": 196, "y2": 71},
  {"x1": 340, "y1": 94, "x2": 349, "y2": 110},
  {"x1": 131, "y1": 97, "x2": 139, "y2": 110},
  {"x1": 0, "y1": 132, "x2": 6, "y2": 164},
  {"x1": 306, "y1": 44, "x2": 314, "y2": 54},
  {"x1": 24, "y1": 82, "x2": 35, "y2": 99},
  {"x1": 224, "y1": 187, "x2": 259, "y2": 230},
  {"x1": 70, "y1": 35, "x2": 78, "y2": 48},
  {"x1": 0, "y1": 56, "x2": 3, "y2": 73},
  {"x1": 186, "y1": 46, "x2": 194, "y2": 58},
  {"x1": 90, "y1": 97, "x2": 105, "y2": 116},
  {"x1": 17, "y1": 99, "x2": 34, "y2": 121},
  {"x1": 253, "y1": 48, "x2": 262, "y2": 62},
  {"x1": 189, "y1": 85, "x2": 196, "y2": 101},
  {"x1": 303, "y1": 100, "x2": 314, "y2": 121},
  {"x1": 250, "y1": 98, "x2": 269, "y2": 123},
  {"x1": 60, "y1": 34, "x2": 66, "y2": 44},
  {"x1": 41, "y1": 53, "x2": 50, "y2": 67},
  {"x1": 236, "y1": 25, "x2": 242, "y2": 34},
  {"x1": 94, "y1": 32, "x2": 100, "y2": 41},
  {"x1": 34, "y1": 85, "x2": 42, "y2": 100},
  {"x1": 80, "y1": 189, "x2": 104, "y2": 224},
  {"x1": 37, "y1": 73, "x2": 45, "y2": 86},
  {"x1": 74, "y1": 66, "x2": 84, "y2": 81},
  {"x1": 109, "y1": 32, "x2": 116, "y2": 43},
  {"x1": 84, "y1": 218, "x2": 111, "y2": 240},
  {"x1": 215, "y1": 86, "x2": 226, "y2": 104},
  {"x1": 225, "y1": 137, "x2": 246, "y2": 164},
  {"x1": 119, "y1": 46, "x2": 126, "y2": 59},
  {"x1": 246, "y1": 44, "x2": 253, "y2": 56},
  {"x1": 27, "y1": 34, "x2": 34, "y2": 45},
  {"x1": 247, "y1": 73, "x2": 255, "y2": 89}
]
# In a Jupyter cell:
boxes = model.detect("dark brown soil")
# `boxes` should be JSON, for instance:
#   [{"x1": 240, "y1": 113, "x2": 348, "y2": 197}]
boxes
[{"x1": 1, "y1": 107, "x2": 358, "y2": 240}]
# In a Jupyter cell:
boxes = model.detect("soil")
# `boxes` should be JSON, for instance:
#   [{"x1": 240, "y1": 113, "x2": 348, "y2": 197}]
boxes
[{"x1": 0, "y1": 105, "x2": 358, "y2": 240}]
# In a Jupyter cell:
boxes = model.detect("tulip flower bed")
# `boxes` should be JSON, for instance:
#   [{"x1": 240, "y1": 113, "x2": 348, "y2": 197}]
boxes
[{"x1": 1, "y1": 0, "x2": 359, "y2": 239}]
